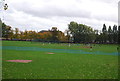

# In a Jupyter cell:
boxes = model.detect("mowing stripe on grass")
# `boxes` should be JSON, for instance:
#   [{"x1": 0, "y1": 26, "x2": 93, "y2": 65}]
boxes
[{"x1": 1, "y1": 46, "x2": 119, "y2": 55}]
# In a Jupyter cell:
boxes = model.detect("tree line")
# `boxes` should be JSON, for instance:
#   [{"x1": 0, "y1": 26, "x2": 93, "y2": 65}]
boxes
[
  {"x1": 68, "y1": 21, "x2": 119, "y2": 44},
  {"x1": 1, "y1": 23, "x2": 68, "y2": 42},
  {"x1": 1, "y1": 21, "x2": 119, "y2": 44}
]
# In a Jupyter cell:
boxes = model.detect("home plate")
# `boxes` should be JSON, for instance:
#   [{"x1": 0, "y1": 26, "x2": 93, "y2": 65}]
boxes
[
  {"x1": 6, "y1": 60, "x2": 32, "y2": 63},
  {"x1": 47, "y1": 52, "x2": 55, "y2": 54}
]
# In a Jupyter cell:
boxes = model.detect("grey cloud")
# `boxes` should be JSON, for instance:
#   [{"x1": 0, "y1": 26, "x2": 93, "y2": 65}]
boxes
[
  {"x1": 10, "y1": 0, "x2": 91, "y2": 18},
  {"x1": 118, "y1": 1, "x2": 120, "y2": 26},
  {"x1": 4, "y1": 0, "x2": 118, "y2": 32},
  {"x1": 10, "y1": 0, "x2": 117, "y2": 23},
  {"x1": 92, "y1": 14, "x2": 117, "y2": 23},
  {"x1": 93, "y1": 0, "x2": 119, "y2": 4}
]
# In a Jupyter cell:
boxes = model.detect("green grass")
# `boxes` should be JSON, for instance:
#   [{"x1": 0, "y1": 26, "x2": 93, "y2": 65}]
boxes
[{"x1": 2, "y1": 41, "x2": 118, "y2": 79}]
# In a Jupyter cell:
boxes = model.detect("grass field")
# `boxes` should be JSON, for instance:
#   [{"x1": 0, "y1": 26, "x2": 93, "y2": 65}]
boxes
[{"x1": 2, "y1": 41, "x2": 119, "y2": 79}]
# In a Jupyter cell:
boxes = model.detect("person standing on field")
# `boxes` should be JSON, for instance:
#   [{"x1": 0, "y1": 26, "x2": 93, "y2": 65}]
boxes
[{"x1": 90, "y1": 46, "x2": 92, "y2": 51}]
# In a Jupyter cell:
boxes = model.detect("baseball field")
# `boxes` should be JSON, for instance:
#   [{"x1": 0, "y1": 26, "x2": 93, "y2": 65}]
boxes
[{"x1": 2, "y1": 41, "x2": 119, "y2": 79}]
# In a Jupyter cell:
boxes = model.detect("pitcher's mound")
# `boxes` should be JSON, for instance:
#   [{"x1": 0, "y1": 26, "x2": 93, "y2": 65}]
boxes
[
  {"x1": 6, "y1": 60, "x2": 32, "y2": 63},
  {"x1": 47, "y1": 52, "x2": 55, "y2": 54}
]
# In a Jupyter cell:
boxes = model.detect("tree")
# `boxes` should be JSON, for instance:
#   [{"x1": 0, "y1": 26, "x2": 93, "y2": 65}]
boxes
[
  {"x1": 2, "y1": 23, "x2": 7, "y2": 38},
  {"x1": 113, "y1": 25, "x2": 118, "y2": 43},
  {"x1": 68, "y1": 21, "x2": 78, "y2": 43},
  {"x1": 29, "y1": 31, "x2": 37, "y2": 40},
  {"x1": 9, "y1": 29, "x2": 14, "y2": 40},
  {"x1": 58, "y1": 31, "x2": 68, "y2": 42},
  {"x1": 13, "y1": 28, "x2": 19, "y2": 39},
  {"x1": 36, "y1": 30, "x2": 52, "y2": 42},
  {"x1": 118, "y1": 26, "x2": 120, "y2": 44},
  {"x1": 68, "y1": 21, "x2": 95, "y2": 43},
  {"x1": 24, "y1": 30, "x2": 29, "y2": 40},
  {"x1": 102, "y1": 24, "x2": 108, "y2": 43},
  {"x1": 19, "y1": 31, "x2": 24, "y2": 40},
  {"x1": 2, "y1": 23, "x2": 12, "y2": 39},
  {"x1": 94, "y1": 30, "x2": 100, "y2": 43},
  {"x1": 108, "y1": 26, "x2": 113, "y2": 43},
  {"x1": 65, "y1": 29, "x2": 71, "y2": 42},
  {"x1": 51, "y1": 27, "x2": 59, "y2": 42}
]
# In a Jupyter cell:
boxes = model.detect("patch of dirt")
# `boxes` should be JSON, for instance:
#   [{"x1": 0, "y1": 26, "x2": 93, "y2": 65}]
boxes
[
  {"x1": 6, "y1": 60, "x2": 32, "y2": 63},
  {"x1": 47, "y1": 52, "x2": 55, "y2": 54},
  {"x1": 83, "y1": 46, "x2": 91, "y2": 48}
]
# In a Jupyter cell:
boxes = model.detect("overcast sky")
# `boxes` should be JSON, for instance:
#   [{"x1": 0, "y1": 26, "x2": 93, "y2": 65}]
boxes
[{"x1": 0, "y1": 0, "x2": 119, "y2": 32}]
